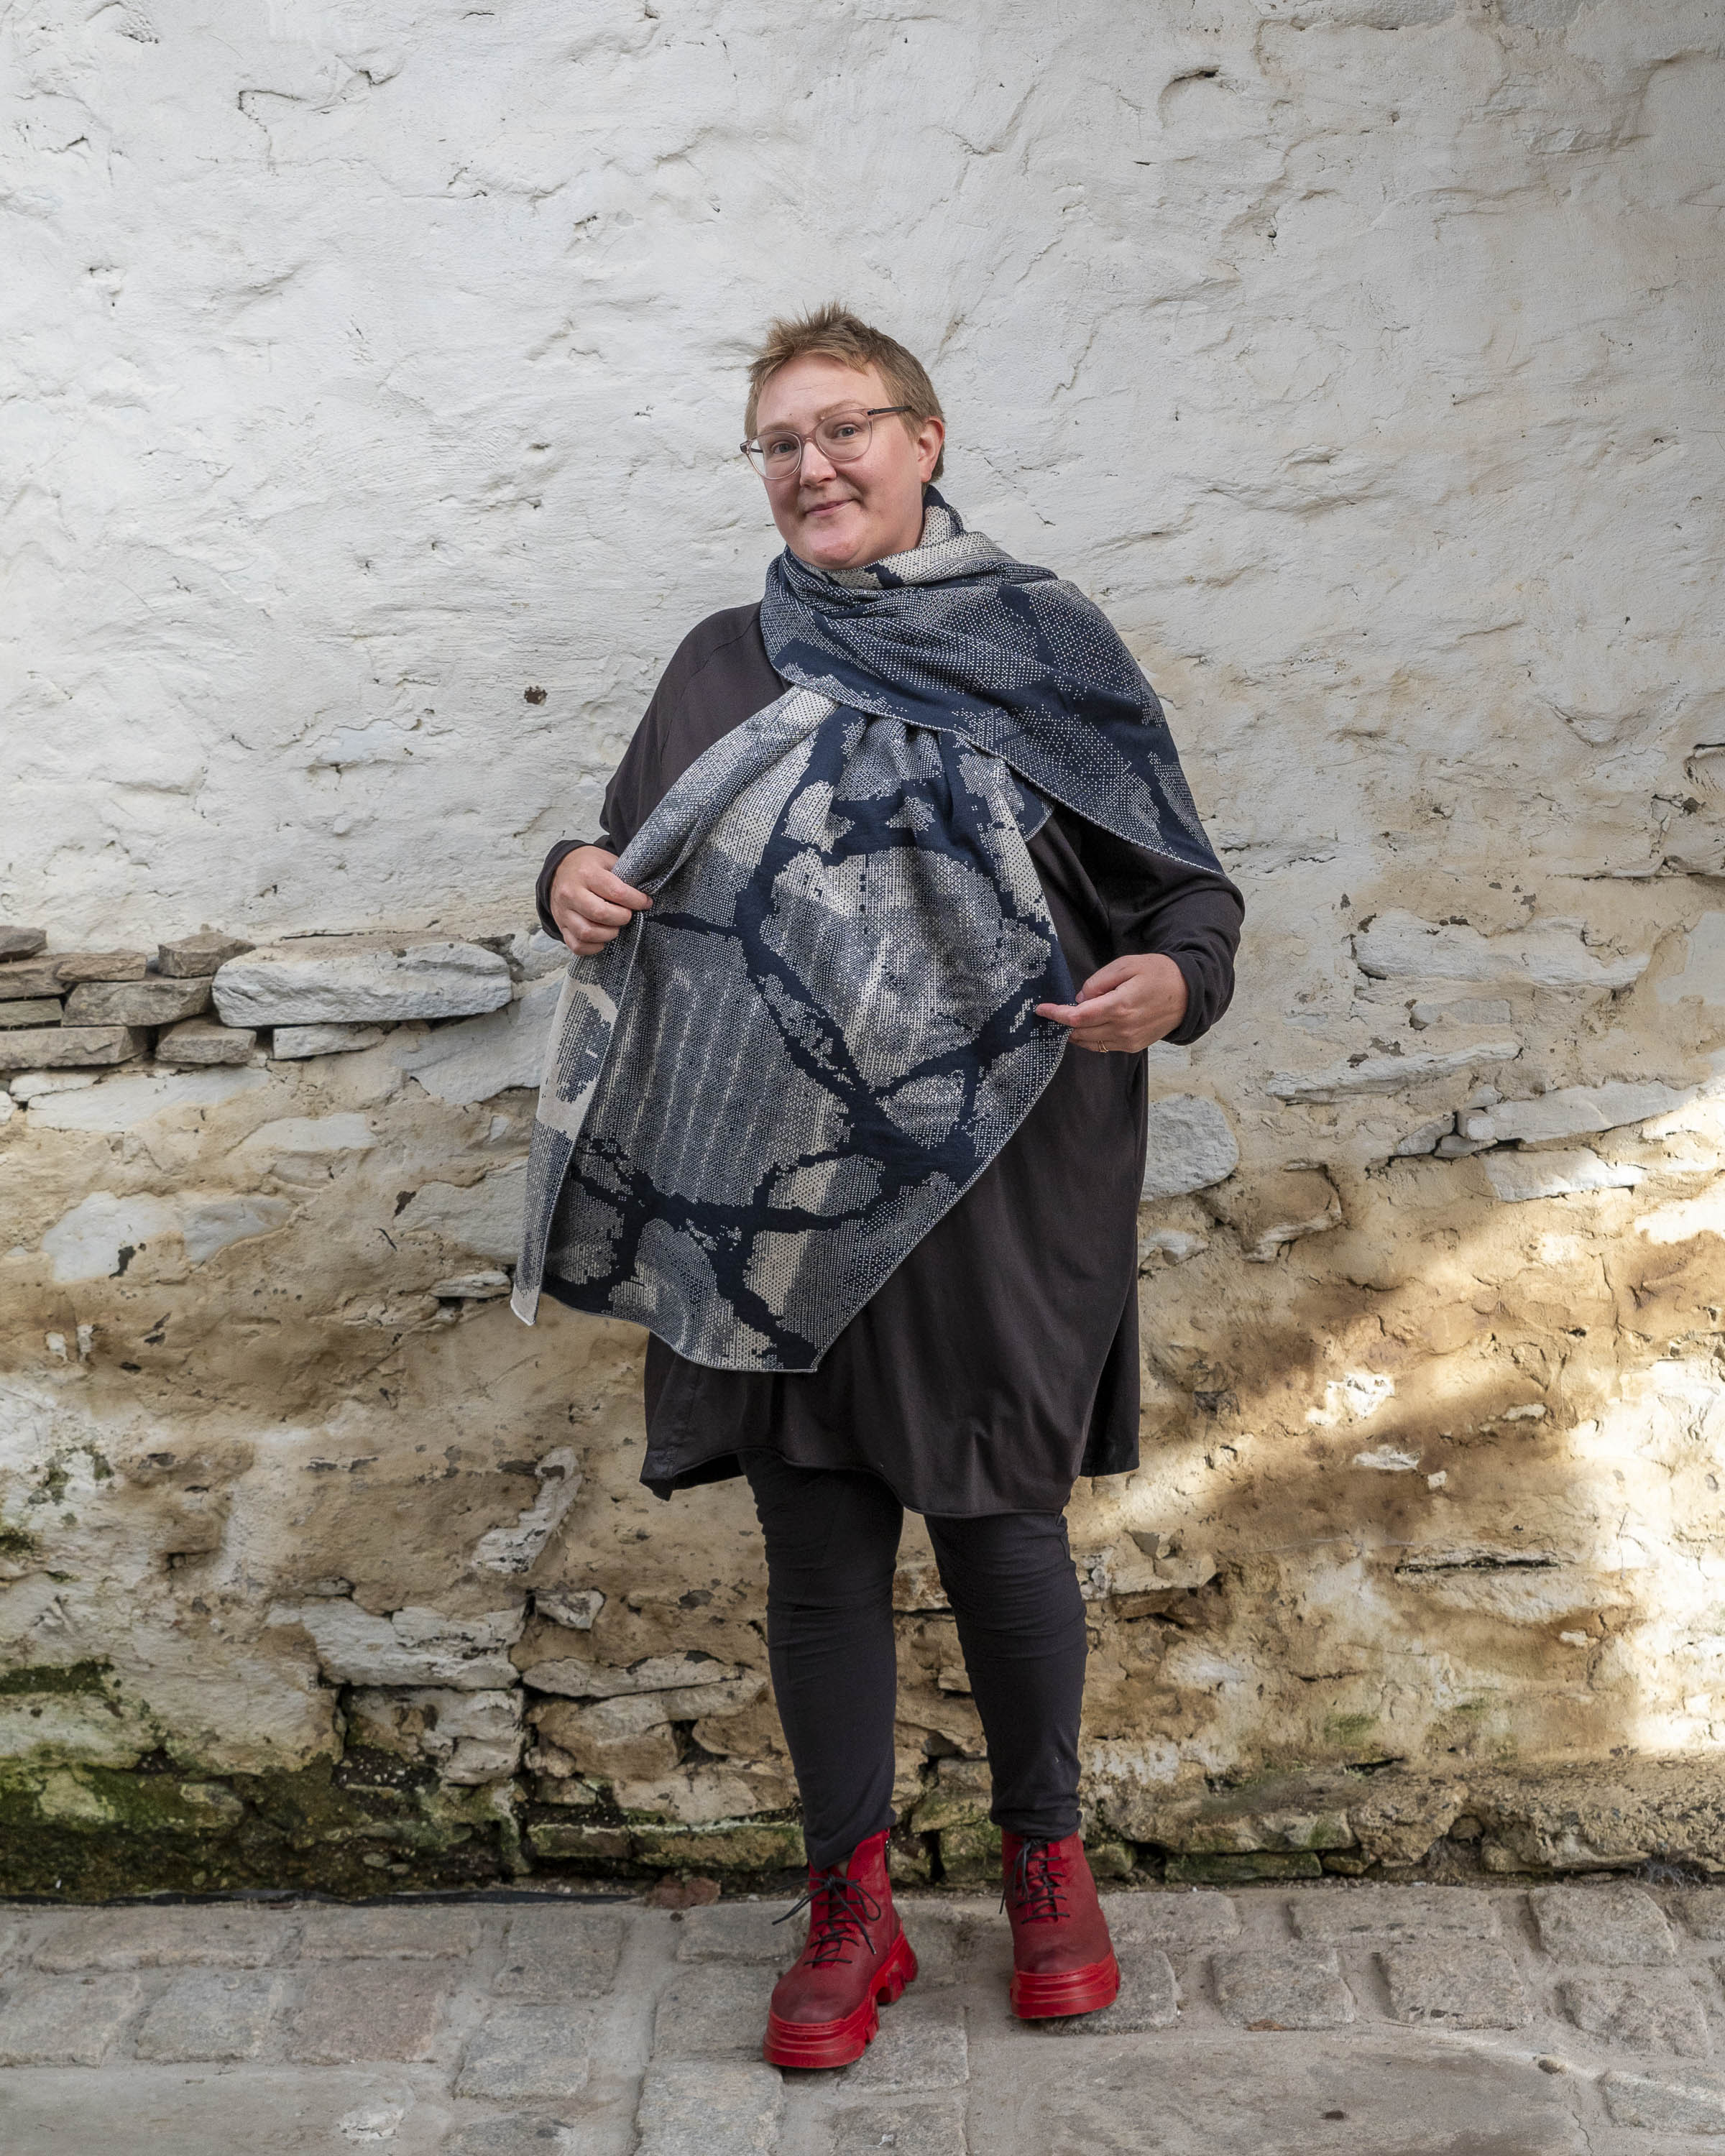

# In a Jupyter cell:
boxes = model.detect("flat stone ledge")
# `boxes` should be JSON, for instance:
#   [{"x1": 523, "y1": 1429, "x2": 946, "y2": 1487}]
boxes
[
  {"x1": 1212, "y1": 1945, "x2": 1356, "y2": 2031},
  {"x1": 132, "y1": 1969, "x2": 285, "y2": 2061},
  {"x1": 455, "y1": 2002, "x2": 594, "y2": 2100},
  {"x1": 1379, "y1": 1941, "x2": 1530, "y2": 2030},
  {"x1": 213, "y1": 934, "x2": 512, "y2": 1026},
  {"x1": 1560, "y1": 1971, "x2": 1711, "y2": 2057},
  {"x1": 634, "y1": 2060, "x2": 785, "y2": 2156},
  {"x1": 0, "y1": 1973, "x2": 142, "y2": 2065},
  {"x1": 1530, "y1": 1882, "x2": 1677, "y2": 1966}
]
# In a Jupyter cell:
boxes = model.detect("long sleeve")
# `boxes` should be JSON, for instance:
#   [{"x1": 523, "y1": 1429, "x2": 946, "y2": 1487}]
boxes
[{"x1": 1062, "y1": 813, "x2": 1244, "y2": 1046}]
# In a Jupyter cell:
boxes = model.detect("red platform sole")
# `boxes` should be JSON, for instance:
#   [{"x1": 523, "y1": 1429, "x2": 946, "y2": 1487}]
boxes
[
  {"x1": 761, "y1": 1929, "x2": 919, "y2": 2069},
  {"x1": 1010, "y1": 1950, "x2": 1121, "y2": 2019}
]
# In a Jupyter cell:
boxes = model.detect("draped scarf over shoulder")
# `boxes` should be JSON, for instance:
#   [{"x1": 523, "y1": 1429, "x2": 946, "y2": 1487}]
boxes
[{"x1": 512, "y1": 492, "x2": 1223, "y2": 1370}]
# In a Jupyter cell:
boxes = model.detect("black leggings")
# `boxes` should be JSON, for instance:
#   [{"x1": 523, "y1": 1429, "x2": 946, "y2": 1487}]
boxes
[{"x1": 742, "y1": 1451, "x2": 1089, "y2": 1871}]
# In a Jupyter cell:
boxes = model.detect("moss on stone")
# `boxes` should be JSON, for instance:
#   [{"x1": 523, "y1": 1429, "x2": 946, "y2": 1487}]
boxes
[{"x1": 0, "y1": 1659, "x2": 113, "y2": 1699}]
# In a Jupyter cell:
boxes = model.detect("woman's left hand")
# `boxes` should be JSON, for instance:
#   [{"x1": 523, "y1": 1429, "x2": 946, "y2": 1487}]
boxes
[{"x1": 1035, "y1": 953, "x2": 1189, "y2": 1054}]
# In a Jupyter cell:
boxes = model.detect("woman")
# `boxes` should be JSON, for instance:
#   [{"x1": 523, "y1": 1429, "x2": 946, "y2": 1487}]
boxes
[{"x1": 520, "y1": 305, "x2": 1242, "y2": 2067}]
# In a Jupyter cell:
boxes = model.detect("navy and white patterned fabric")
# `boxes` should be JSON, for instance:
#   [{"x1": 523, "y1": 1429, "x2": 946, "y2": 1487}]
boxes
[{"x1": 511, "y1": 492, "x2": 1221, "y2": 1369}]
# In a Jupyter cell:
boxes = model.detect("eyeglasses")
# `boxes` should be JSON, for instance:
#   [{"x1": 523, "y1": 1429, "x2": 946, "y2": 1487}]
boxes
[{"x1": 740, "y1": 405, "x2": 913, "y2": 482}]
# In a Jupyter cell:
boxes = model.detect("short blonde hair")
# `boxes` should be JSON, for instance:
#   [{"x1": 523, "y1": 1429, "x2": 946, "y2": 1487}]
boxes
[{"x1": 745, "y1": 303, "x2": 945, "y2": 482}]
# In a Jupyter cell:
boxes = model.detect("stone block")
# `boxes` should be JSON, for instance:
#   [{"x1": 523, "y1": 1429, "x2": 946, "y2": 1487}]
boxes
[
  {"x1": 264, "y1": 1598, "x2": 525, "y2": 1688},
  {"x1": 158, "y1": 931, "x2": 253, "y2": 977},
  {"x1": 1166, "y1": 1853, "x2": 1322, "y2": 1885},
  {"x1": 0, "y1": 1024, "x2": 146, "y2": 1069},
  {"x1": 1268, "y1": 1038, "x2": 1521, "y2": 1102},
  {"x1": 938, "y1": 1818, "x2": 1002, "y2": 1882},
  {"x1": 1140, "y1": 1094, "x2": 1238, "y2": 1200},
  {"x1": 1484, "y1": 1148, "x2": 1644, "y2": 1202},
  {"x1": 213, "y1": 934, "x2": 512, "y2": 1026},
  {"x1": 1601, "y1": 2068, "x2": 1725, "y2": 2132},
  {"x1": 155, "y1": 1016, "x2": 259, "y2": 1065},
  {"x1": 182, "y1": 1194, "x2": 295, "y2": 1261},
  {"x1": 1212, "y1": 1945, "x2": 1355, "y2": 2030},
  {"x1": 64, "y1": 976, "x2": 214, "y2": 1025},
  {"x1": 1379, "y1": 1941, "x2": 1530, "y2": 2028},
  {"x1": 397, "y1": 970, "x2": 561, "y2": 1105},
  {"x1": 831, "y1": 2099, "x2": 966, "y2": 2155},
  {"x1": 34, "y1": 1904, "x2": 293, "y2": 1969},
  {"x1": 0, "y1": 1973, "x2": 142, "y2": 2063},
  {"x1": 1676, "y1": 1888, "x2": 1725, "y2": 1940},
  {"x1": 525, "y1": 1820, "x2": 634, "y2": 1864},
  {"x1": 443, "y1": 2117, "x2": 586, "y2": 2156},
  {"x1": 1560, "y1": 1972, "x2": 1711, "y2": 2056},
  {"x1": 0, "y1": 998, "x2": 63, "y2": 1026},
  {"x1": 1042, "y1": 1945, "x2": 1178, "y2": 2035},
  {"x1": 296, "y1": 1905, "x2": 482, "y2": 1960},
  {"x1": 634, "y1": 2060, "x2": 784, "y2": 2156},
  {"x1": 271, "y1": 1021, "x2": 388, "y2": 1058},
  {"x1": 56, "y1": 949, "x2": 150, "y2": 982},
  {"x1": 842, "y1": 1999, "x2": 967, "y2": 2088},
  {"x1": 1530, "y1": 1881, "x2": 1676, "y2": 1964},
  {"x1": 0, "y1": 957, "x2": 68, "y2": 998},
  {"x1": 1291, "y1": 1887, "x2": 1499, "y2": 1942},
  {"x1": 630, "y1": 1821, "x2": 804, "y2": 1874},
  {"x1": 494, "y1": 1907, "x2": 626, "y2": 1996},
  {"x1": 0, "y1": 926, "x2": 46, "y2": 959},
  {"x1": 1101, "y1": 1892, "x2": 1238, "y2": 1953},
  {"x1": 133, "y1": 1968, "x2": 285, "y2": 2060},
  {"x1": 286, "y1": 1960, "x2": 451, "y2": 2061},
  {"x1": 652, "y1": 1966, "x2": 777, "y2": 2060},
  {"x1": 397, "y1": 1158, "x2": 529, "y2": 1263},
  {"x1": 455, "y1": 2001, "x2": 593, "y2": 2099},
  {"x1": 1352, "y1": 909, "x2": 1647, "y2": 990}
]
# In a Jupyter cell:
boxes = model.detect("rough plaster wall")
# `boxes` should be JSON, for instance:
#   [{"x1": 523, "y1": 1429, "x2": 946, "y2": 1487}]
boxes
[{"x1": 5, "y1": 0, "x2": 1725, "y2": 1878}]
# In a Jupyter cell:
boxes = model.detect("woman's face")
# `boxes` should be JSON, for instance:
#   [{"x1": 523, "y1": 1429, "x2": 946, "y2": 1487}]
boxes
[{"x1": 752, "y1": 354, "x2": 945, "y2": 571}]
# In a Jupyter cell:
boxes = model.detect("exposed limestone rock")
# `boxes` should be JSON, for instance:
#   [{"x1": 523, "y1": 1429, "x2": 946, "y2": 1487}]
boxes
[
  {"x1": 1141, "y1": 1094, "x2": 1240, "y2": 1200},
  {"x1": 0, "y1": 928, "x2": 47, "y2": 959},
  {"x1": 1460, "y1": 1079, "x2": 1696, "y2": 1146},
  {"x1": 1202, "y1": 1167, "x2": 1343, "y2": 1261},
  {"x1": 397, "y1": 1161, "x2": 528, "y2": 1263},
  {"x1": 270, "y1": 1023, "x2": 387, "y2": 1059},
  {"x1": 157, "y1": 933, "x2": 252, "y2": 979},
  {"x1": 397, "y1": 974, "x2": 561, "y2": 1106},
  {"x1": 0, "y1": 1000, "x2": 64, "y2": 1027},
  {"x1": 55, "y1": 952, "x2": 150, "y2": 984},
  {"x1": 1353, "y1": 911, "x2": 1649, "y2": 992},
  {"x1": 265, "y1": 1602, "x2": 525, "y2": 1690},
  {"x1": 347, "y1": 1687, "x2": 524, "y2": 1784},
  {"x1": 26, "y1": 1067, "x2": 270, "y2": 1132},
  {"x1": 0, "y1": 958, "x2": 68, "y2": 999},
  {"x1": 1484, "y1": 1149, "x2": 1646, "y2": 1202},
  {"x1": 1655, "y1": 913, "x2": 1725, "y2": 1007},
  {"x1": 0, "y1": 1026, "x2": 145, "y2": 1070},
  {"x1": 155, "y1": 1018, "x2": 259, "y2": 1067},
  {"x1": 64, "y1": 978, "x2": 213, "y2": 1026},
  {"x1": 213, "y1": 936, "x2": 511, "y2": 1026},
  {"x1": 1269, "y1": 1039, "x2": 1521, "y2": 1102},
  {"x1": 469, "y1": 1449, "x2": 581, "y2": 1577}
]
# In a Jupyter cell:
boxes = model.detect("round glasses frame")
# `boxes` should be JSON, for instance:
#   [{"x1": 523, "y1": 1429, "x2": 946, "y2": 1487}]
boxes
[{"x1": 740, "y1": 405, "x2": 913, "y2": 481}]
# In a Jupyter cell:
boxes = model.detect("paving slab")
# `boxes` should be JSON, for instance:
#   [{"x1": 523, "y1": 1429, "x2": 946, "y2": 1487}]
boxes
[
  {"x1": 296, "y1": 1906, "x2": 484, "y2": 1960},
  {"x1": 673, "y1": 1902, "x2": 795, "y2": 1966},
  {"x1": 1379, "y1": 1940, "x2": 1530, "y2": 2029},
  {"x1": 132, "y1": 1968, "x2": 285, "y2": 2060},
  {"x1": 1601, "y1": 2067, "x2": 1725, "y2": 2132},
  {"x1": 965, "y1": 2034, "x2": 1589, "y2": 2155},
  {"x1": 456, "y1": 2003, "x2": 594, "y2": 2100},
  {"x1": 1559, "y1": 1971, "x2": 1713, "y2": 2056},
  {"x1": 651, "y1": 1965, "x2": 777, "y2": 2060},
  {"x1": 840, "y1": 1997, "x2": 967, "y2": 2089},
  {"x1": 1041, "y1": 1946, "x2": 1178, "y2": 2036},
  {"x1": 0, "y1": 2068, "x2": 450, "y2": 2155},
  {"x1": 634, "y1": 2060, "x2": 783, "y2": 2156},
  {"x1": 33, "y1": 1905, "x2": 293, "y2": 1970},
  {"x1": 829, "y1": 2095, "x2": 967, "y2": 2154},
  {"x1": 494, "y1": 1908, "x2": 625, "y2": 1997},
  {"x1": 1211, "y1": 1945, "x2": 1355, "y2": 2031},
  {"x1": 441, "y1": 2114, "x2": 587, "y2": 2154},
  {"x1": 287, "y1": 1960, "x2": 453, "y2": 2062},
  {"x1": 0, "y1": 1973, "x2": 142, "y2": 2064},
  {"x1": 1291, "y1": 1887, "x2": 1500, "y2": 1943},
  {"x1": 1531, "y1": 1882, "x2": 1677, "y2": 1966},
  {"x1": 1103, "y1": 1892, "x2": 1239, "y2": 1953}
]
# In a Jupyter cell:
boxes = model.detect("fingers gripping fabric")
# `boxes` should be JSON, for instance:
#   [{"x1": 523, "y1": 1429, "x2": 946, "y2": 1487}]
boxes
[{"x1": 513, "y1": 493, "x2": 1224, "y2": 1366}]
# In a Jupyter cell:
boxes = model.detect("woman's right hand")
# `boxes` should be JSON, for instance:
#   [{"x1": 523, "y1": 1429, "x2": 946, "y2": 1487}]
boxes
[{"x1": 548, "y1": 846, "x2": 653, "y2": 956}]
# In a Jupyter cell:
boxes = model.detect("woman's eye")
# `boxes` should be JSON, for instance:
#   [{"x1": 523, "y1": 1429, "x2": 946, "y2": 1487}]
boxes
[
  {"x1": 828, "y1": 423, "x2": 862, "y2": 441},
  {"x1": 763, "y1": 438, "x2": 799, "y2": 460}
]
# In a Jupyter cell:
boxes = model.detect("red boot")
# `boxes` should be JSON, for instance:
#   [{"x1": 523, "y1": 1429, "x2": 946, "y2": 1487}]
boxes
[
  {"x1": 762, "y1": 1828, "x2": 918, "y2": 2069},
  {"x1": 1000, "y1": 1830, "x2": 1120, "y2": 2019}
]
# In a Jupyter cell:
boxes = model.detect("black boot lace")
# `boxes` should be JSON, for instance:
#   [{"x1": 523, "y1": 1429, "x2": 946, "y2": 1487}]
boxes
[
  {"x1": 1002, "y1": 1839, "x2": 1070, "y2": 1924},
  {"x1": 775, "y1": 1868, "x2": 885, "y2": 1968}
]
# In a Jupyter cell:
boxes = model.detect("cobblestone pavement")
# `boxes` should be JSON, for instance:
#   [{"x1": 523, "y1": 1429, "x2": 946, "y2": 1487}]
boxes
[{"x1": 9, "y1": 1881, "x2": 1725, "y2": 2152}]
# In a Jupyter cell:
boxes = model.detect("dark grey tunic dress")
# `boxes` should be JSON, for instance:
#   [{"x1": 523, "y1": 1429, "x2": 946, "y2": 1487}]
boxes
[{"x1": 536, "y1": 605, "x2": 1243, "y2": 1518}]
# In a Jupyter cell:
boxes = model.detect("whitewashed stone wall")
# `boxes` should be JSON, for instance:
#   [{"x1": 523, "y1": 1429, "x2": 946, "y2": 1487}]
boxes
[{"x1": 4, "y1": 0, "x2": 1725, "y2": 1890}]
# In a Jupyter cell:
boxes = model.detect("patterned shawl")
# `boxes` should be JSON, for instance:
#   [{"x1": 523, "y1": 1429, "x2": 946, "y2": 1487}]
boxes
[{"x1": 511, "y1": 492, "x2": 1221, "y2": 1370}]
